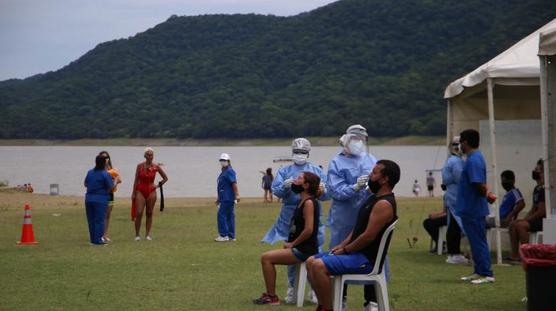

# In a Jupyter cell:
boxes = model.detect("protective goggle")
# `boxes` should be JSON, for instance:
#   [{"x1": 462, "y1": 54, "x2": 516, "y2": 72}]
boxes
[{"x1": 292, "y1": 149, "x2": 309, "y2": 155}]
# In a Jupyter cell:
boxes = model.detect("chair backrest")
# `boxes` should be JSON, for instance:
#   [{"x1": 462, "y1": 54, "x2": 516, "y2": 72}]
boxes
[{"x1": 370, "y1": 219, "x2": 398, "y2": 275}]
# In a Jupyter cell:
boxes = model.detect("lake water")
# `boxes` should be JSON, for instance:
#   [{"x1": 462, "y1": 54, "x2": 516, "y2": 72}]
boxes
[{"x1": 0, "y1": 146, "x2": 447, "y2": 198}]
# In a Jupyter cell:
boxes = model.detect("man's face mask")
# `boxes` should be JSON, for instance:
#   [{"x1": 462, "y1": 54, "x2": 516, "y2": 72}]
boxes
[
  {"x1": 347, "y1": 139, "x2": 365, "y2": 156},
  {"x1": 292, "y1": 151, "x2": 308, "y2": 165},
  {"x1": 532, "y1": 170, "x2": 541, "y2": 181},
  {"x1": 367, "y1": 175, "x2": 383, "y2": 193},
  {"x1": 451, "y1": 144, "x2": 461, "y2": 156},
  {"x1": 501, "y1": 181, "x2": 513, "y2": 191}
]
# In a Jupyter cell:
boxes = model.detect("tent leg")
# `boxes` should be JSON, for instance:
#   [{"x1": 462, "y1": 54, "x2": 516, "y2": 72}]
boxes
[
  {"x1": 487, "y1": 79, "x2": 502, "y2": 265},
  {"x1": 540, "y1": 54, "x2": 556, "y2": 243}
]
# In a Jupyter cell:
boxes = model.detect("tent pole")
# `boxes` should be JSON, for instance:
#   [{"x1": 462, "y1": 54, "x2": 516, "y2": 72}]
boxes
[
  {"x1": 447, "y1": 100, "x2": 453, "y2": 154},
  {"x1": 540, "y1": 55, "x2": 552, "y2": 220},
  {"x1": 487, "y1": 78, "x2": 502, "y2": 265},
  {"x1": 540, "y1": 54, "x2": 556, "y2": 244}
]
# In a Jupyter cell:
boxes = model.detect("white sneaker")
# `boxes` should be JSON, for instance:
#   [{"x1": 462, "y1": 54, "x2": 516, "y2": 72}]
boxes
[
  {"x1": 446, "y1": 254, "x2": 469, "y2": 265},
  {"x1": 146, "y1": 235, "x2": 152, "y2": 241},
  {"x1": 285, "y1": 287, "x2": 295, "y2": 304},
  {"x1": 460, "y1": 273, "x2": 480, "y2": 281},
  {"x1": 471, "y1": 276, "x2": 495, "y2": 284},
  {"x1": 214, "y1": 236, "x2": 229, "y2": 242},
  {"x1": 134, "y1": 236, "x2": 141, "y2": 241},
  {"x1": 308, "y1": 289, "x2": 318, "y2": 304},
  {"x1": 364, "y1": 301, "x2": 379, "y2": 311}
]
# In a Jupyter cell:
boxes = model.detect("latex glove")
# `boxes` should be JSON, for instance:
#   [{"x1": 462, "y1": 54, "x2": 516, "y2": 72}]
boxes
[
  {"x1": 283, "y1": 177, "x2": 294, "y2": 189},
  {"x1": 319, "y1": 182, "x2": 326, "y2": 195},
  {"x1": 354, "y1": 175, "x2": 368, "y2": 191}
]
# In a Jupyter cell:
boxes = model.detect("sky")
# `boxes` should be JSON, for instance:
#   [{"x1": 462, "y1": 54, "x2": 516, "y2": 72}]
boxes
[{"x1": 0, "y1": 0, "x2": 337, "y2": 81}]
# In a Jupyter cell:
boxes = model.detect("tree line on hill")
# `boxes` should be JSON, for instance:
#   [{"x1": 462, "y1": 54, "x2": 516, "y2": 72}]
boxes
[{"x1": 1, "y1": 0, "x2": 555, "y2": 139}]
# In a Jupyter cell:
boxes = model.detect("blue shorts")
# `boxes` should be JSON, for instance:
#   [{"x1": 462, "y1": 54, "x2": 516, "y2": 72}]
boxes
[
  {"x1": 292, "y1": 248, "x2": 312, "y2": 262},
  {"x1": 314, "y1": 252, "x2": 373, "y2": 275}
]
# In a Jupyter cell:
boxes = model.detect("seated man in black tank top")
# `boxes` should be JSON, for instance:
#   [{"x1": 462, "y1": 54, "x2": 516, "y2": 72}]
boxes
[{"x1": 306, "y1": 160, "x2": 400, "y2": 311}]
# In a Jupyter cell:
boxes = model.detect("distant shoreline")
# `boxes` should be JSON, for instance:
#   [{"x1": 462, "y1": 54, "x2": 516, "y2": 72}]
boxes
[{"x1": 0, "y1": 136, "x2": 445, "y2": 146}]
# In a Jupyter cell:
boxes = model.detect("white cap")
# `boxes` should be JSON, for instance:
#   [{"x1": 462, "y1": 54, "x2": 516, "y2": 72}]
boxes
[
  {"x1": 219, "y1": 153, "x2": 231, "y2": 161},
  {"x1": 291, "y1": 138, "x2": 311, "y2": 153},
  {"x1": 451, "y1": 136, "x2": 460, "y2": 145}
]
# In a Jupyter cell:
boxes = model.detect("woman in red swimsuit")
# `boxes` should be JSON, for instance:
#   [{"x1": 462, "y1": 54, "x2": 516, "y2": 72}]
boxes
[{"x1": 132, "y1": 147, "x2": 168, "y2": 241}]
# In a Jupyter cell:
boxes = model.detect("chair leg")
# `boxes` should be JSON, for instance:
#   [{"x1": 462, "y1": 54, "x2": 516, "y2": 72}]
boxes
[
  {"x1": 529, "y1": 232, "x2": 537, "y2": 245},
  {"x1": 295, "y1": 263, "x2": 307, "y2": 307},
  {"x1": 333, "y1": 277, "x2": 344, "y2": 311},
  {"x1": 375, "y1": 276, "x2": 390, "y2": 311},
  {"x1": 437, "y1": 226, "x2": 446, "y2": 255}
]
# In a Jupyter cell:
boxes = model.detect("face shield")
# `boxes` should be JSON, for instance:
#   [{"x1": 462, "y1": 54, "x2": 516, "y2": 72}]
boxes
[{"x1": 340, "y1": 133, "x2": 367, "y2": 156}]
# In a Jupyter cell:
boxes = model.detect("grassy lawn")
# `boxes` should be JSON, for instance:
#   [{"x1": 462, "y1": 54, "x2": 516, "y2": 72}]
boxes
[{"x1": 0, "y1": 192, "x2": 526, "y2": 310}]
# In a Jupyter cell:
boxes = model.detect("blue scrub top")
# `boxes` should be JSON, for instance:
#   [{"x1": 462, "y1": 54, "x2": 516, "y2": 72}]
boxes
[
  {"x1": 218, "y1": 166, "x2": 237, "y2": 203},
  {"x1": 499, "y1": 188, "x2": 523, "y2": 219},
  {"x1": 456, "y1": 150, "x2": 488, "y2": 218},
  {"x1": 85, "y1": 169, "x2": 113, "y2": 203}
]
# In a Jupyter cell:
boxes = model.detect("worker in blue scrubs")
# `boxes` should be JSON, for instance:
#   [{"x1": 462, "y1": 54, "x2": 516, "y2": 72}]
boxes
[
  {"x1": 261, "y1": 138, "x2": 328, "y2": 304},
  {"x1": 84, "y1": 154, "x2": 113, "y2": 245},
  {"x1": 326, "y1": 124, "x2": 378, "y2": 309},
  {"x1": 215, "y1": 153, "x2": 240, "y2": 242},
  {"x1": 327, "y1": 124, "x2": 377, "y2": 248},
  {"x1": 442, "y1": 136, "x2": 467, "y2": 264},
  {"x1": 456, "y1": 129, "x2": 495, "y2": 284}
]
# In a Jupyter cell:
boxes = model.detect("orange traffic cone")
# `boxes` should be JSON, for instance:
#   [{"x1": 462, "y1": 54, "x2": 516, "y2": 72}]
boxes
[{"x1": 17, "y1": 203, "x2": 39, "y2": 245}]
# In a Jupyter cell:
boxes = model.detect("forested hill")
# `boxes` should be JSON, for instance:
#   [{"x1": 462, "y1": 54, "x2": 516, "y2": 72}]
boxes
[{"x1": 1, "y1": 0, "x2": 555, "y2": 139}]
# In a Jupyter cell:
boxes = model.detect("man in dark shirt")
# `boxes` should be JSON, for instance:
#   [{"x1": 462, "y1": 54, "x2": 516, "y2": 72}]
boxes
[
  {"x1": 306, "y1": 160, "x2": 400, "y2": 311},
  {"x1": 508, "y1": 159, "x2": 546, "y2": 262}
]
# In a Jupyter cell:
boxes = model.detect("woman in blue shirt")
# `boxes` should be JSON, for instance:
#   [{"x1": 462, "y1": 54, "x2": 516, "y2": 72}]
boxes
[
  {"x1": 84, "y1": 155, "x2": 113, "y2": 245},
  {"x1": 215, "y1": 153, "x2": 240, "y2": 242}
]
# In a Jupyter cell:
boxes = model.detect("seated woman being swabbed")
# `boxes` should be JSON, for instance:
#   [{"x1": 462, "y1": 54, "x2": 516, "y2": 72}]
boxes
[{"x1": 253, "y1": 171, "x2": 322, "y2": 305}]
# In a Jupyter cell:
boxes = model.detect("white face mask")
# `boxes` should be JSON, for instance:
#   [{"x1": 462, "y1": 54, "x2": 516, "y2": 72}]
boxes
[
  {"x1": 292, "y1": 153, "x2": 308, "y2": 165},
  {"x1": 347, "y1": 140, "x2": 365, "y2": 156},
  {"x1": 220, "y1": 161, "x2": 229, "y2": 168}
]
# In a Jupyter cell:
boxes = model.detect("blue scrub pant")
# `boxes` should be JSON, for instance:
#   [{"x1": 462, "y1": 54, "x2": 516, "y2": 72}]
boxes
[
  {"x1": 461, "y1": 216, "x2": 493, "y2": 277},
  {"x1": 217, "y1": 201, "x2": 235, "y2": 239},
  {"x1": 85, "y1": 201, "x2": 107, "y2": 244}
]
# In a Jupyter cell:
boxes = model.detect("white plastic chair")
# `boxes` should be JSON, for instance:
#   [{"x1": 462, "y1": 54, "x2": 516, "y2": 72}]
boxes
[
  {"x1": 487, "y1": 227, "x2": 509, "y2": 251},
  {"x1": 332, "y1": 219, "x2": 398, "y2": 311},
  {"x1": 293, "y1": 262, "x2": 308, "y2": 307},
  {"x1": 428, "y1": 225, "x2": 447, "y2": 255},
  {"x1": 529, "y1": 231, "x2": 543, "y2": 244}
]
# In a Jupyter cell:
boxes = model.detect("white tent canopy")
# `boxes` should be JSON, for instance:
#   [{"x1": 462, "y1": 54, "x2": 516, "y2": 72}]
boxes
[
  {"x1": 444, "y1": 18, "x2": 556, "y2": 263},
  {"x1": 445, "y1": 18, "x2": 556, "y2": 99}
]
